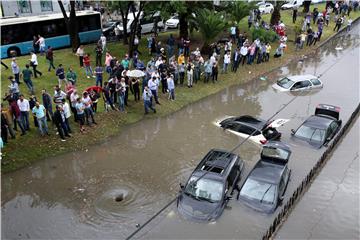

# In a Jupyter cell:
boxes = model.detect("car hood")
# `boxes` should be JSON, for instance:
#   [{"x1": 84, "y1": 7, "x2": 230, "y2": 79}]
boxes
[
  {"x1": 290, "y1": 135, "x2": 323, "y2": 149},
  {"x1": 281, "y1": 3, "x2": 294, "y2": 8},
  {"x1": 239, "y1": 195, "x2": 276, "y2": 214},
  {"x1": 166, "y1": 19, "x2": 179, "y2": 24},
  {"x1": 177, "y1": 194, "x2": 222, "y2": 222},
  {"x1": 272, "y1": 83, "x2": 289, "y2": 92}
]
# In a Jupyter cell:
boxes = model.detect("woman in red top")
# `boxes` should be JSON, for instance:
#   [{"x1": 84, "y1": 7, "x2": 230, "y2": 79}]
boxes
[{"x1": 83, "y1": 54, "x2": 94, "y2": 79}]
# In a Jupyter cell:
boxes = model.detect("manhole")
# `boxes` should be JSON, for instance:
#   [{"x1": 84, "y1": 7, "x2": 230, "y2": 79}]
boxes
[{"x1": 114, "y1": 194, "x2": 124, "y2": 202}]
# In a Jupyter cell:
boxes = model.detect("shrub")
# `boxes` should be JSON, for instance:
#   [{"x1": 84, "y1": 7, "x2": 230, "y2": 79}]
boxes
[{"x1": 251, "y1": 27, "x2": 278, "y2": 43}]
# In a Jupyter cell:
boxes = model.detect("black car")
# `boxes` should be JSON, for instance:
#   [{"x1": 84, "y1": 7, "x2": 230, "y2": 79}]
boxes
[
  {"x1": 238, "y1": 141, "x2": 291, "y2": 213},
  {"x1": 177, "y1": 149, "x2": 245, "y2": 222},
  {"x1": 291, "y1": 104, "x2": 342, "y2": 148}
]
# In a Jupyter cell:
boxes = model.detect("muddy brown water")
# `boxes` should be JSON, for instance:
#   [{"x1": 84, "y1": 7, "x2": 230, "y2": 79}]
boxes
[{"x1": 2, "y1": 25, "x2": 359, "y2": 239}]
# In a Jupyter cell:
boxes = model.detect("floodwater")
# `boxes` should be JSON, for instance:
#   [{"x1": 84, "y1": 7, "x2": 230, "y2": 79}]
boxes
[
  {"x1": 2, "y1": 24, "x2": 359, "y2": 239},
  {"x1": 276, "y1": 117, "x2": 359, "y2": 240}
]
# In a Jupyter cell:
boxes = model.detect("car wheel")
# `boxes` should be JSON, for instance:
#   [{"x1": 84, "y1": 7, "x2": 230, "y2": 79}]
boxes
[{"x1": 7, "y1": 47, "x2": 20, "y2": 58}]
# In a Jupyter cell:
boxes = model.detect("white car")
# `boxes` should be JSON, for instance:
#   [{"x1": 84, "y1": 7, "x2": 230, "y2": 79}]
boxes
[
  {"x1": 281, "y1": 0, "x2": 304, "y2": 10},
  {"x1": 214, "y1": 115, "x2": 289, "y2": 145},
  {"x1": 165, "y1": 15, "x2": 179, "y2": 28},
  {"x1": 258, "y1": 2, "x2": 274, "y2": 14},
  {"x1": 272, "y1": 75, "x2": 323, "y2": 92}
]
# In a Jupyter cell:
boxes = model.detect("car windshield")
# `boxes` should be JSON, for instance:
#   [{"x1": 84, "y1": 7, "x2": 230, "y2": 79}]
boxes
[
  {"x1": 184, "y1": 176, "x2": 223, "y2": 202},
  {"x1": 262, "y1": 147, "x2": 290, "y2": 160},
  {"x1": 277, "y1": 77, "x2": 294, "y2": 89},
  {"x1": 295, "y1": 125, "x2": 325, "y2": 142},
  {"x1": 240, "y1": 178, "x2": 276, "y2": 204}
]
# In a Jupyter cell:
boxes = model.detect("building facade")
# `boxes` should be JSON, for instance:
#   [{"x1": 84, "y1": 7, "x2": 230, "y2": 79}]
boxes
[{"x1": 0, "y1": 0, "x2": 83, "y2": 17}]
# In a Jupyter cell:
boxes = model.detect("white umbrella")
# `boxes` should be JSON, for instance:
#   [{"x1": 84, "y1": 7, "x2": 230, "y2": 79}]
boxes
[{"x1": 126, "y1": 69, "x2": 145, "y2": 78}]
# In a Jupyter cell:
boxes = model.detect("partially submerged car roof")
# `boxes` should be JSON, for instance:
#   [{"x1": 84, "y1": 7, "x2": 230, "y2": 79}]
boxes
[
  {"x1": 233, "y1": 115, "x2": 268, "y2": 129},
  {"x1": 250, "y1": 161, "x2": 284, "y2": 184},
  {"x1": 261, "y1": 141, "x2": 291, "y2": 164},
  {"x1": 315, "y1": 104, "x2": 340, "y2": 120},
  {"x1": 287, "y1": 74, "x2": 319, "y2": 82},
  {"x1": 304, "y1": 115, "x2": 334, "y2": 129},
  {"x1": 195, "y1": 149, "x2": 237, "y2": 177}
]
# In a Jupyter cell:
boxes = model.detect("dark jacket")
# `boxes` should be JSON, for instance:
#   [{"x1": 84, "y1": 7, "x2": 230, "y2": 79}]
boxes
[
  {"x1": 53, "y1": 109, "x2": 65, "y2": 126},
  {"x1": 42, "y1": 93, "x2": 52, "y2": 108}
]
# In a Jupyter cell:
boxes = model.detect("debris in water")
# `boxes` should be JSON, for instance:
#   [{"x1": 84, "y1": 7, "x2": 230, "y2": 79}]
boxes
[
  {"x1": 135, "y1": 224, "x2": 140, "y2": 228},
  {"x1": 335, "y1": 46, "x2": 343, "y2": 50},
  {"x1": 259, "y1": 76, "x2": 267, "y2": 81},
  {"x1": 248, "y1": 71, "x2": 252, "y2": 74}
]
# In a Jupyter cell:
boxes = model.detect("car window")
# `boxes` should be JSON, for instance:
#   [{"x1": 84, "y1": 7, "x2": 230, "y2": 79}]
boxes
[
  {"x1": 185, "y1": 177, "x2": 224, "y2": 202},
  {"x1": 310, "y1": 78, "x2": 321, "y2": 86},
  {"x1": 262, "y1": 147, "x2": 290, "y2": 160},
  {"x1": 228, "y1": 163, "x2": 239, "y2": 188},
  {"x1": 238, "y1": 125, "x2": 257, "y2": 135},
  {"x1": 225, "y1": 122, "x2": 240, "y2": 131},
  {"x1": 291, "y1": 82, "x2": 302, "y2": 90},
  {"x1": 295, "y1": 125, "x2": 325, "y2": 143},
  {"x1": 301, "y1": 80, "x2": 311, "y2": 88},
  {"x1": 327, "y1": 121, "x2": 339, "y2": 138},
  {"x1": 277, "y1": 77, "x2": 294, "y2": 89},
  {"x1": 240, "y1": 178, "x2": 276, "y2": 204}
]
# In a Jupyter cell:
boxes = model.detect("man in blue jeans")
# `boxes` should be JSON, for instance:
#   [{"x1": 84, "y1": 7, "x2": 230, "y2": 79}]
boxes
[
  {"x1": 17, "y1": 94, "x2": 30, "y2": 131},
  {"x1": 143, "y1": 86, "x2": 156, "y2": 114},
  {"x1": 32, "y1": 101, "x2": 49, "y2": 136}
]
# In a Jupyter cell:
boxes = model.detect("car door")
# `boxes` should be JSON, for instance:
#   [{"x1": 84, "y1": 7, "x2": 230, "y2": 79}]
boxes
[{"x1": 326, "y1": 121, "x2": 340, "y2": 142}]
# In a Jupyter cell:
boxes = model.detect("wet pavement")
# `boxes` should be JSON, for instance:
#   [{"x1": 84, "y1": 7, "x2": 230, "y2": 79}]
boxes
[
  {"x1": 275, "y1": 117, "x2": 359, "y2": 240},
  {"x1": 2, "y1": 24, "x2": 359, "y2": 239}
]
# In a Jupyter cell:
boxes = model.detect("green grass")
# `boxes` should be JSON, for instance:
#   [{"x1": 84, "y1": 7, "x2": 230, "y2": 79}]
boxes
[{"x1": 1, "y1": 3, "x2": 359, "y2": 173}]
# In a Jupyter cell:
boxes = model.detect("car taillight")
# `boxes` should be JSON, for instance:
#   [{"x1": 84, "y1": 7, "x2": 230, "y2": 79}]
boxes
[{"x1": 260, "y1": 140, "x2": 268, "y2": 144}]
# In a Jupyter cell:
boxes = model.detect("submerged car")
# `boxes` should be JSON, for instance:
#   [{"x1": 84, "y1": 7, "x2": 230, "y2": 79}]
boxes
[
  {"x1": 272, "y1": 74, "x2": 323, "y2": 92},
  {"x1": 238, "y1": 141, "x2": 291, "y2": 213},
  {"x1": 291, "y1": 104, "x2": 342, "y2": 148},
  {"x1": 214, "y1": 115, "x2": 289, "y2": 145},
  {"x1": 177, "y1": 149, "x2": 245, "y2": 222}
]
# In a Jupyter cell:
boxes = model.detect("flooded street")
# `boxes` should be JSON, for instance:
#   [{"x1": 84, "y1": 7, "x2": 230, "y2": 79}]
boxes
[
  {"x1": 2, "y1": 24, "x2": 359, "y2": 239},
  {"x1": 276, "y1": 117, "x2": 359, "y2": 240}
]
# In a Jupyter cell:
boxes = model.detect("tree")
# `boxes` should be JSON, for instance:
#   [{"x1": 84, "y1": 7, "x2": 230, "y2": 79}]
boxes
[
  {"x1": 196, "y1": 9, "x2": 226, "y2": 55},
  {"x1": 128, "y1": 2, "x2": 146, "y2": 57},
  {"x1": 270, "y1": 1, "x2": 285, "y2": 26},
  {"x1": 143, "y1": 1, "x2": 172, "y2": 36},
  {"x1": 58, "y1": 0, "x2": 79, "y2": 52},
  {"x1": 230, "y1": 1, "x2": 255, "y2": 24},
  {"x1": 107, "y1": 1, "x2": 133, "y2": 45}
]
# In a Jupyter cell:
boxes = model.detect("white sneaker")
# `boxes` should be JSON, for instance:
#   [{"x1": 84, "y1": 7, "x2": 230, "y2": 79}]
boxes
[
  {"x1": 87, "y1": 76, "x2": 90, "y2": 79},
  {"x1": 61, "y1": 139, "x2": 66, "y2": 142}
]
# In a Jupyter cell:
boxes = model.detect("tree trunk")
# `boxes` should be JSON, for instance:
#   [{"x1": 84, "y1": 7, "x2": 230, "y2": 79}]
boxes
[
  {"x1": 120, "y1": 12, "x2": 129, "y2": 45},
  {"x1": 270, "y1": 5, "x2": 281, "y2": 26},
  {"x1": 58, "y1": 0, "x2": 80, "y2": 53},
  {"x1": 179, "y1": 14, "x2": 188, "y2": 39},
  {"x1": 303, "y1": 1, "x2": 311, "y2": 13},
  {"x1": 128, "y1": 3, "x2": 145, "y2": 57},
  {"x1": 201, "y1": 42, "x2": 212, "y2": 56}
]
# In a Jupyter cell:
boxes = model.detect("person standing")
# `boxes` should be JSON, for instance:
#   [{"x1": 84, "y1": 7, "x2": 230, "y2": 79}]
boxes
[
  {"x1": 143, "y1": 86, "x2": 156, "y2": 114},
  {"x1": 46, "y1": 46, "x2": 56, "y2": 71},
  {"x1": 232, "y1": 48, "x2": 241, "y2": 73},
  {"x1": 223, "y1": 51, "x2": 231, "y2": 73},
  {"x1": 94, "y1": 65, "x2": 103, "y2": 87},
  {"x1": 53, "y1": 87, "x2": 67, "y2": 105},
  {"x1": 334, "y1": 16, "x2": 344, "y2": 32},
  {"x1": 76, "y1": 45, "x2": 85, "y2": 67},
  {"x1": 131, "y1": 78, "x2": 140, "y2": 102},
  {"x1": 100, "y1": 34, "x2": 107, "y2": 52},
  {"x1": 8, "y1": 76, "x2": 20, "y2": 100},
  {"x1": 204, "y1": 59, "x2": 213, "y2": 83},
  {"x1": 70, "y1": 89, "x2": 79, "y2": 122},
  {"x1": 11, "y1": 58, "x2": 20, "y2": 84},
  {"x1": 17, "y1": 94, "x2": 30, "y2": 131},
  {"x1": 1, "y1": 109, "x2": 9, "y2": 145},
  {"x1": 56, "y1": 64, "x2": 66, "y2": 88},
  {"x1": 30, "y1": 51, "x2": 42, "y2": 78},
  {"x1": 66, "y1": 67, "x2": 77, "y2": 86},
  {"x1": 212, "y1": 62, "x2": 218, "y2": 83},
  {"x1": 292, "y1": 7, "x2": 298, "y2": 23},
  {"x1": 32, "y1": 35, "x2": 39, "y2": 53},
  {"x1": 21, "y1": 64, "x2": 34, "y2": 94},
  {"x1": 53, "y1": 105, "x2": 70, "y2": 141},
  {"x1": 167, "y1": 74, "x2": 175, "y2": 101},
  {"x1": 75, "y1": 97, "x2": 86, "y2": 133},
  {"x1": 41, "y1": 89, "x2": 53, "y2": 122},
  {"x1": 29, "y1": 95, "x2": 38, "y2": 127},
  {"x1": 184, "y1": 37, "x2": 191, "y2": 57},
  {"x1": 83, "y1": 54, "x2": 94, "y2": 78},
  {"x1": 166, "y1": 34, "x2": 175, "y2": 58},
  {"x1": 82, "y1": 92, "x2": 97, "y2": 125},
  {"x1": 36, "y1": 35, "x2": 46, "y2": 55},
  {"x1": 32, "y1": 101, "x2": 49, "y2": 136},
  {"x1": 116, "y1": 78, "x2": 126, "y2": 112},
  {"x1": 61, "y1": 99, "x2": 72, "y2": 133},
  {"x1": 10, "y1": 98, "x2": 26, "y2": 136},
  {"x1": 95, "y1": 44, "x2": 103, "y2": 67},
  {"x1": 240, "y1": 45, "x2": 248, "y2": 65},
  {"x1": 347, "y1": 18, "x2": 353, "y2": 32},
  {"x1": 178, "y1": 62, "x2": 185, "y2": 86},
  {"x1": 148, "y1": 76, "x2": 160, "y2": 104},
  {"x1": 186, "y1": 62, "x2": 194, "y2": 88}
]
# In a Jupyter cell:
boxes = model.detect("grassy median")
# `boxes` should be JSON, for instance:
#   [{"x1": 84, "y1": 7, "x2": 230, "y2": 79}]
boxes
[{"x1": 1, "y1": 3, "x2": 359, "y2": 173}]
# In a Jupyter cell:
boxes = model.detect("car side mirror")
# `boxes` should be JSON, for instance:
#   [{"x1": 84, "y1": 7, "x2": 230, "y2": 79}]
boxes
[
  {"x1": 291, "y1": 129, "x2": 296, "y2": 135},
  {"x1": 179, "y1": 183, "x2": 184, "y2": 190}
]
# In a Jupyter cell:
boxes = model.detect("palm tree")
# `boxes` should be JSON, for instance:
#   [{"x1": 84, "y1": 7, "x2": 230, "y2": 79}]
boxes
[
  {"x1": 230, "y1": 1, "x2": 255, "y2": 24},
  {"x1": 196, "y1": 9, "x2": 226, "y2": 55}
]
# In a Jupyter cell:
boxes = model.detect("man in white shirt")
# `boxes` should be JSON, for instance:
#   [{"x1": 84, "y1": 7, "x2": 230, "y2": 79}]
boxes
[
  {"x1": 61, "y1": 99, "x2": 72, "y2": 133},
  {"x1": 17, "y1": 94, "x2": 30, "y2": 131},
  {"x1": 11, "y1": 57, "x2": 20, "y2": 84},
  {"x1": 223, "y1": 51, "x2": 231, "y2": 73},
  {"x1": 36, "y1": 35, "x2": 46, "y2": 55},
  {"x1": 148, "y1": 76, "x2": 160, "y2": 104},
  {"x1": 30, "y1": 51, "x2": 42, "y2": 78},
  {"x1": 100, "y1": 34, "x2": 107, "y2": 51}
]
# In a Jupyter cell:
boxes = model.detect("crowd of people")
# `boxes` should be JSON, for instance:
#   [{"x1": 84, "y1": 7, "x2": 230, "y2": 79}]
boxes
[{"x1": 1, "y1": 2, "x2": 356, "y2": 147}]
